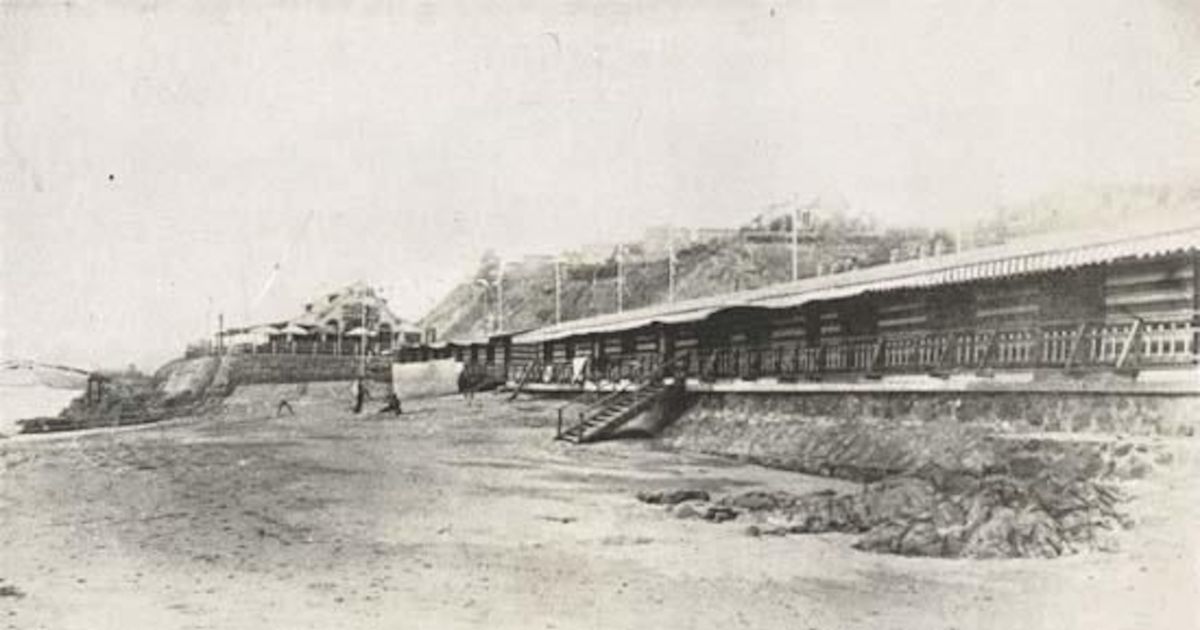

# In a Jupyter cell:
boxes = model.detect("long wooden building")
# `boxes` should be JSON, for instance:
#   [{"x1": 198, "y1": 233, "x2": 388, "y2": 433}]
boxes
[{"x1": 404, "y1": 222, "x2": 1200, "y2": 390}]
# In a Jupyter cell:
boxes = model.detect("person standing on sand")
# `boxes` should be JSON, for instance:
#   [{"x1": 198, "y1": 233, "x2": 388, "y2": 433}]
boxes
[
  {"x1": 458, "y1": 366, "x2": 477, "y2": 405},
  {"x1": 352, "y1": 378, "x2": 366, "y2": 414}
]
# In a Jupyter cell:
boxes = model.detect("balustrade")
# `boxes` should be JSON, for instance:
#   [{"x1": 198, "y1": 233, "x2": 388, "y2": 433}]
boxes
[{"x1": 186, "y1": 317, "x2": 1196, "y2": 383}]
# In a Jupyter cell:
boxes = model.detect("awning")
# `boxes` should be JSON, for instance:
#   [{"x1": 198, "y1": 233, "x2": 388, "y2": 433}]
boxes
[
  {"x1": 225, "y1": 332, "x2": 269, "y2": 345},
  {"x1": 512, "y1": 220, "x2": 1200, "y2": 345}
]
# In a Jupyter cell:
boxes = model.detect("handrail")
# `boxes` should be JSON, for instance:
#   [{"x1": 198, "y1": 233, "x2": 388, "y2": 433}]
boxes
[
  {"x1": 507, "y1": 358, "x2": 543, "y2": 401},
  {"x1": 556, "y1": 352, "x2": 689, "y2": 441},
  {"x1": 558, "y1": 352, "x2": 687, "y2": 417}
]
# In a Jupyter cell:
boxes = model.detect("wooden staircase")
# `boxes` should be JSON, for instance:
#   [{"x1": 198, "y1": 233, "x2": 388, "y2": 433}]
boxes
[{"x1": 555, "y1": 356, "x2": 685, "y2": 444}]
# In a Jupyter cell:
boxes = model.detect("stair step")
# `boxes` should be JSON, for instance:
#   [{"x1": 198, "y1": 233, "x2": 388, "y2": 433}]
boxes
[{"x1": 559, "y1": 376, "x2": 683, "y2": 445}]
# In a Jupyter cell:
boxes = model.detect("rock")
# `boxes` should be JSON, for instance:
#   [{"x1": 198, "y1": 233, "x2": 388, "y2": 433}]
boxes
[
  {"x1": 702, "y1": 506, "x2": 739, "y2": 523},
  {"x1": 644, "y1": 459, "x2": 1131, "y2": 560},
  {"x1": 637, "y1": 489, "x2": 711, "y2": 505},
  {"x1": 932, "y1": 499, "x2": 966, "y2": 529},
  {"x1": 854, "y1": 520, "x2": 909, "y2": 554},
  {"x1": 961, "y1": 506, "x2": 1018, "y2": 559},
  {"x1": 721, "y1": 490, "x2": 791, "y2": 512},
  {"x1": 897, "y1": 521, "x2": 943, "y2": 557},
  {"x1": 672, "y1": 503, "x2": 704, "y2": 520}
]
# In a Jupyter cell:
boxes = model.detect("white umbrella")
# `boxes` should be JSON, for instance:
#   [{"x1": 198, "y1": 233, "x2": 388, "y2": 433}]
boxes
[
  {"x1": 344, "y1": 326, "x2": 376, "y2": 337},
  {"x1": 279, "y1": 323, "x2": 309, "y2": 336},
  {"x1": 250, "y1": 325, "x2": 281, "y2": 337}
]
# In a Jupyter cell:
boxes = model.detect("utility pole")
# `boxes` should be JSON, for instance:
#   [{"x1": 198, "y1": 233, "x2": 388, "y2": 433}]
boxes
[
  {"x1": 359, "y1": 293, "x2": 368, "y2": 379},
  {"x1": 496, "y1": 262, "x2": 504, "y2": 333},
  {"x1": 359, "y1": 326, "x2": 366, "y2": 378},
  {"x1": 475, "y1": 278, "x2": 493, "y2": 333},
  {"x1": 791, "y1": 208, "x2": 799, "y2": 281},
  {"x1": 616, "y1": 244, "x2": 624, "y2": 313},
  {"x1": 217, "y1": 313, "x2": 224, "y2": 354},
  {"x1": 668, "y1": 226, "x2": 676, "y2": 303},
  {"x1": 554, "y1": 258, "x2": 562, "y2": 324},
  {"x1": 791, "y1": 200, "x2": 801, "y2": 282}
]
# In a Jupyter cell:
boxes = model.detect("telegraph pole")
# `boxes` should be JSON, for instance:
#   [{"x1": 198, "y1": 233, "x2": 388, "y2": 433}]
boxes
[
  {"x1": 496, "y1": 262, "x2": 504, "y2": 333},
  {"x1": 359, "y1": 295, "x2": 368, "y2": 379},
  {"x1": 668, "y1": 226, "x2": 676, "y2": 303},
  {"x1": 554, "y1": 259, "x2": 562, "y2": 324},
  {"x1": 616, "y1": 244, "x2": 624, "y2": 313},
  {"x1": 791, "y1": 202, "x2": 800, "y2": 282}
]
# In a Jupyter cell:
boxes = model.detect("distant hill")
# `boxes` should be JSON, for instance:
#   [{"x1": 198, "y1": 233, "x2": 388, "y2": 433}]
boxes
[
  {"x1": 421, "y1": 182, "x2": 1200, "y2": 341},
  {"x1": 0, "y1": 360, "x2": 89, "y2": 390},
  {"x1": 418, "y1": 211, "x2": 946, "y2": 341}
]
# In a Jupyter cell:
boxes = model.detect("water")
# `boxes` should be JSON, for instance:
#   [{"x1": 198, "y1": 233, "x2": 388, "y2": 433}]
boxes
[{"x1": 0, "y1": 385, "x2": 80, "y2": 436}]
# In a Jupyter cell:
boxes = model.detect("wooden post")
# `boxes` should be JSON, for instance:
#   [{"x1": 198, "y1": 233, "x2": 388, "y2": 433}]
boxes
[
  {"x1": 868, "y1": 337, "x2": 885, "y2": 378},
  {"x1": 1115, "y1": 319, "x2": 1144, "y2": 371},
  {"x1": 1064, "y1": 322, "x2": 1089, "y2": 371},
  {"x1": 977, "y1": 329, "x2": 1000, "y2": 374},
  {"x1": 1193, "y1": 250, "x2": 1199, "y2": 362},
  {"x1": 658, "y1": 326, "x2": 673, "y2": 379}
]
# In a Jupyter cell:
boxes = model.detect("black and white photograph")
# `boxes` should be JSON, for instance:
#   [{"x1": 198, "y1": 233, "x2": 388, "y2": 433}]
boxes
[{"x1": 2, "y1": 1, "x2": 1199, "y2": 628}]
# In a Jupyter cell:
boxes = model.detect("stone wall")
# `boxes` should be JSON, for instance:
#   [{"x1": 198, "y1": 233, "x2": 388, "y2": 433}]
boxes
[
  {"x1": 659, "y1": 391, "x2": 1199, "y2": 479},
  {"x1": 222, "y1": 354, "x2": 393, "y2": 385},
  {"x1": 157, "y1": 354, "x2": 395, "y2": 398}
]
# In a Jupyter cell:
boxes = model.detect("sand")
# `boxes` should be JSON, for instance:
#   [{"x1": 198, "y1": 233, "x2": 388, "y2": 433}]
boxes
[{"x1": 0, "y1": 392, "x2": 1196, "y2": 629}]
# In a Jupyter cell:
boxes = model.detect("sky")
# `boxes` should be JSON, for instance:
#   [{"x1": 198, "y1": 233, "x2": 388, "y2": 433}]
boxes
[{"x1": 2, "y1": 0, "x2": 1199, "y2": 371}]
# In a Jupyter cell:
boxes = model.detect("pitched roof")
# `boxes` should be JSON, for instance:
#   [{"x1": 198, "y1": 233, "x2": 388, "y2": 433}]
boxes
[
  {"x1": 513, "y1": 220, "x2": 1200, "y2": 344},
  {"x1": 290, "y1": 281, "x2": 406, "y2": 329}
]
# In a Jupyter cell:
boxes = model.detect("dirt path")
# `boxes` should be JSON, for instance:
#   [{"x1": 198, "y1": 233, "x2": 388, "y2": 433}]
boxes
[{"x1": 0, "y1": 393, "x2": 1196, "y2": 629}]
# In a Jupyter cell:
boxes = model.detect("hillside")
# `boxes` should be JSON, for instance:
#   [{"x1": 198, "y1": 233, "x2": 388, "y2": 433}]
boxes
[{"x1": 419, "y1": 220, "x2": 941, "y2": 341}]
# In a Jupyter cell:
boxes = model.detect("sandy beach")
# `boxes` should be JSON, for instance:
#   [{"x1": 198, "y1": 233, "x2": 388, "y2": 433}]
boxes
[{"x1": 0, "y1": 392, "x2": 1197, "y2": 630}]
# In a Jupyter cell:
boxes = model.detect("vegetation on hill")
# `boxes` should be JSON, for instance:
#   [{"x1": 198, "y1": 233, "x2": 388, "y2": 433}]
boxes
[
  {"x1": 420, "y1": 182, "x2": 1200, "y2": 342},
  {"x1": 419, "y1": 212, "x2": 947, "y2": 341}
]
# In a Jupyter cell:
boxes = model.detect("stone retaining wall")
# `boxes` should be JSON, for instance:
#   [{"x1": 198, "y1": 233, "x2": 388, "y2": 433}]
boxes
[
  {"x1": 659, "y1": 391, "x2": 1198, "y2": 480},
  {"x1": 222, "y1": 354, "x2": 393, "y2": 385},
  {"x1": 156, "y1": 355, "x2": 396, "y2": 400}
]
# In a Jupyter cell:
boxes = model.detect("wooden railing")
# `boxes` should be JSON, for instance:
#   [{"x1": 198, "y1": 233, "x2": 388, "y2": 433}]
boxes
[
  {"x1": 660, "y1": 317, "x2": 1196, "y2": 381},
  {"x1": 187, "y1": 340, "x2": 398, "y2": 358},
  {"x1": 315, "y1": 316, "x2": 1196, "y2": 390},
  {"x1": 555, "y1": 353, "x2": 686, "y2": 440}
]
